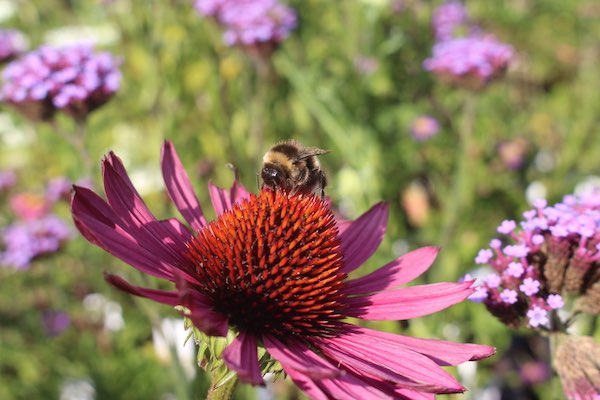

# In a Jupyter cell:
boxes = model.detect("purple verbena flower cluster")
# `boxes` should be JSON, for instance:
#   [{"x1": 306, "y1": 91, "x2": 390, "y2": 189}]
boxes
[
  {"x1": 424, "y1": 1, "x2": 514, "y2": 89},
  {"x1": 0, "y1": 176, "x2": 74, "y2": 270},
  {"x1": 432, "y1": 1, "x2": 469, "y2": 41},
  {"x1": 0, "y1": 215, "x2": 73, "y2": 269},
  {"x1": 0, "y1": 29, "x2": 26, "y2": 63},
  {"x1": 0, "y1": 44, "x2": 121, "y2": 121},
  {"x1": 194, "y1": 0, "x2": 297, "y2": 48},
  {"x1": 468, "y1": 191, "x2": 600, "y2": 330}
]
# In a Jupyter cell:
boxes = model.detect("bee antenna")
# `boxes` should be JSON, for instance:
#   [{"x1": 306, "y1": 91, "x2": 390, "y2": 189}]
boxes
[{"x1": 226, "y1": 163, "x2": 239, "y2": 181}]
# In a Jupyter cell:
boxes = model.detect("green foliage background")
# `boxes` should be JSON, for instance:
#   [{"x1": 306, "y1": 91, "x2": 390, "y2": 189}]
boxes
[{"x1": 1, "y1": 0, "x2": 599, "y2": 398}]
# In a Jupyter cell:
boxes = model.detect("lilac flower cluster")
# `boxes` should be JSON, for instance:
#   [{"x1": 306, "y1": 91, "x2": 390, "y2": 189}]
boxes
[
  {"x1": 468, "y1": 191, "x2": 600, "y2": 330},
  {"x1": 0, "y1": 29, "x2": 26, "y2": 63},
  {"x1": 424, "y1": 2, "x2": 514, "y2": 89},
  {"x1": 0, "y1": 177, "x2": 74, "y2": 270},
  {"x1": 194, "y1": 0, "x2": 297, "y2": 48},
  {"x1": 0, "y1": 44, "x2": 121, "y2": 121}
]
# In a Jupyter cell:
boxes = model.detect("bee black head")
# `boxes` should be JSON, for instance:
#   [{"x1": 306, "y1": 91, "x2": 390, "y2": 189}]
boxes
[{"x1": 261, "y1": 163, "x2": 288, "y2": 188}]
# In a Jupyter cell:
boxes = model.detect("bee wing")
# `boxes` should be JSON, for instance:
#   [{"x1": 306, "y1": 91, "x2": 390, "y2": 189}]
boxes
[{"x1": 296, "y1": 146, "x2": 330, "y2": 160}]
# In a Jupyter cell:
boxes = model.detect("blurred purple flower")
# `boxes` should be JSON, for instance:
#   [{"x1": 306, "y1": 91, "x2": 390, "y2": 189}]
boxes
[
  {"x1": 0, "y1": 44, "x2": 121, "y2": 121},
  {"x1": 0, "y1": 29, "x2": 26, "y2": 63},
  {"x1": 46, "y1": 177, "x2": 73, "y2": 204},
  {"x1": 0, "y1": 215, "x2": 73, "y2": 269},
  {"x1": 410, "y1": 115, "x2": 440, "y2": 141},
  {"x1": 423, "y1": 36, "x2": 514, "y2": 89},
  {"x1": 468, "y1": 188, "x2": 600, "y2": 329},
  {"x1": 41, "y1": 310, "x2": 71, "y2": 336},
  {"x1": 0, "y1": 170, "x2": 17, "y2": 192},
  {"x1": 432, "y1": 1, "x2": 469, "y2": 41},
  {"x1": 194, "y1": 0, "x2": 297, "y2": 49}
]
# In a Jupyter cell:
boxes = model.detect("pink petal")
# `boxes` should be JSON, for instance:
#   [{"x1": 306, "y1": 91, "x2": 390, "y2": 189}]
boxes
[
  {"x1": 345, "y1": 325, "x2": 495, "y2": 365},
  {"x1": 105, "y1": 273, "x2": 179, "y2": 306},
  {"x1": 72, "y1": 186, "x2": 174, "y2": 280},
  {"x1": 160, "y1": 140, "x2": 207, "y2": 231},
  {"x1": 345, "y1": 280, "x2": 475, "y2": 320},
  {"x1": 344, "y1": 246, "x2": 439, "y2": 295},
  {"x1": 102, "y1": 154, "x2": 189, "y2": 267},
  {"x1": 179, "y1": 288, "x2": 228, "y2": 337},
  {"x1": 340, "y1": 202, "x2": 388, "y2": 273},
  {"x1": 208, "y1": 180, "x2": 251, "y2": 216},
  {"x1": 262, "y1": 335, "x2": 341, "y2": 378},
  {"x1": 265, "y1": 336, "x2": 393, "y2": 400},
  {"x1": 222, "y1": 332, "x2": 264, "y2": 385},
  {"x1": 313, "y1": 333, "x2": 464, "y2": 393}
]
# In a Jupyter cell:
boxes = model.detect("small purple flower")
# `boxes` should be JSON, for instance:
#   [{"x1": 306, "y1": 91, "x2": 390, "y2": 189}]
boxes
[
  {"x1": 194, "y1": 0, "x2": 297, "y2": 50},
  {"x1": 485, "y1": 273, "x2": 501, "y2": 288},
  {"x1": 475, "y1": 248, "x2": 493, "y2": 264},
  {"x1": 526, "y1": 306, "x2": 548, "y2": 328},
  {"x1": 41, "y1": 310, "x2": 71, "y2": 336},
  {"x1": 0, "y1": 29, "x2": 26, "y2": 63},
  {"x1": 500, "y1": 289, "x2": 518, "y2": 304},
  {"x1": 497, "y1": 220, "x2": 517, "y2": 235},
  {"x1": 506, "y1": 262, "x2": 524, "y2": 278},
  {"x1": 520, "y1": 278, "x2": 540, "y2": 296},
  {"x1": 547, "y1": 294, "x2": 564, "y2": 310},
  {"x1": 432, "y1": 1, "x2": 468, "y2": 41},
  {"x1": 503, "y1": 243, "x2": 530, "y2": 258},
  {"x1": 410, "y1": 115, "x2": 440, "y2": 141},
  {"x1": 46, "y1": 177, "x2": 73, "y2": 203},
  {"x1": 0, "y1": 170, "x2": 17, "y2": 192},
  {"x1": 423, "y1": 36, "x2": 514, "y2": 89},
  {"x1": 468, "y1": 285, "x2": 488, "y2": 302},
  {"x1": 0, "y1": 44, "x2": 121, "y2": 121}
]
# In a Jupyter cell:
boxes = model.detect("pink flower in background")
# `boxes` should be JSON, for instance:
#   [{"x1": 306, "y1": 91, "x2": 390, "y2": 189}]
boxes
[
  {"x1": 410, "y1": 115, "x2": 440, "y2": 141},
  {"x1": 10, "y1": 193, "x2": 50, "y2": 220},
  {"x1": 423, "y1": 36, "x2": 514, "y2": 89},
  {"x1": 0, "y1": 170, "x2": 17, "y2": 192},
  {"x1": 432, "y1": 1, "x2": 469, "y2": 41},
  {"x1": 0, "y1": 44, "x2": 121, "y2": 121},
  {"x1": 0, "y1": 29, "x2": 26, "y2": 63},
  {"x1": 71, "y1": 140, "x2": 494, "y2": 398},
  {"x1": 194, "y1": 0, "x2": 296, "y2": 49},
  {"x1": 468, "y1": 189, "x2": 600, "y2": 329}
]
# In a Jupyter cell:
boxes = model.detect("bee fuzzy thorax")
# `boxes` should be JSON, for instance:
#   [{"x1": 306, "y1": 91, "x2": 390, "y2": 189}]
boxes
[{"x1": 260, "y1": 140, "x2": 328, "y2": 198}]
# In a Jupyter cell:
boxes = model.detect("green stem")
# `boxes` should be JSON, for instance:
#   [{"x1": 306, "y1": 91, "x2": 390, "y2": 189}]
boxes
[
  {"x1": 439, "y1": 94, "x2": 477, "y2": 250},
  {"x1": 206, "y1": 373, "x2": 238, "y2": 400}
]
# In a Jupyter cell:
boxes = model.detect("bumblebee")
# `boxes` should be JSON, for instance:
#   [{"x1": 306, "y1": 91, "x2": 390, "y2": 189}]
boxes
[{"x1": 261, "y1": 140, "x2": 329, "y2": 198}]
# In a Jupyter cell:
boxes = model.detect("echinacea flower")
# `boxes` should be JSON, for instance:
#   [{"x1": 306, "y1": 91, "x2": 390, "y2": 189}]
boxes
[
  {"x1": 0, "y1": 44, "x2": 121, "y2": 121},
  {"x1": 71, "y1": 140, "x2": 495, "y2": 399}
]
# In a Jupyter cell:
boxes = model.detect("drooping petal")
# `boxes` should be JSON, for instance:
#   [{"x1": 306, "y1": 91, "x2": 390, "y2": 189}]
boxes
[
  {"x1": 160, "y1": 140, "x2": 207, "y2": 231},
  {"x1": 313, "y1": 333, "x2": 464, "y2": 393},
  {"x1": 340, "y1": 202, "x2": 388, "y2": 273},
  {"x1": 265, "y1": 335, "x2": 394, "y2": 400},
  {"x1": 71, "y1": 186, "x2": 174, "y2": 280},
  {"x1": 344, "y1": 246, "x2": 440, "y2": 295},
  {"x1": 222, "y1": 331, "x2": 264, "y2": 385},
  {"x1": 345, "y1": 325, "x2": 495, "y2": 365},
  {"x1": 208, "y1": 180, "x2": 251, "y2": 216},
  {"x1": 102, "y1": 154, "x2": 189, "y2": 267},
  {"x1": 105, "y1": 273, "x2": 179, "y2": 306},
  {"x1": 179, "y1": 288, "x2": 229, "y2": 337},
  {"x1": 262, "y1": 335, "x2": 341, "y2": 378},
  {"x1": 345, "y1": 280, "x2": 475, "y2": 320}
]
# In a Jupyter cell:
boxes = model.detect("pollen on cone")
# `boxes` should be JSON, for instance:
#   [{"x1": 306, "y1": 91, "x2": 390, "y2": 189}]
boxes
[{"x1": 184, "y1": 189, "x2": 347, "y2": 337}]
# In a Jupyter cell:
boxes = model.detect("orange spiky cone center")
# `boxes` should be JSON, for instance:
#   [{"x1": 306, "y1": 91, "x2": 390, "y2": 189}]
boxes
[{"x1": 184, "y1": 189, "x2": 347, "y2": 337}]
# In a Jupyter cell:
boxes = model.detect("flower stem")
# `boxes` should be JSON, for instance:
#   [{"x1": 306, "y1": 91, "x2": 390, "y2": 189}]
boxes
[
  {"x1": 206, "y1": 373, "x2": 238, "y2": 400},
  {"x1": 439, "y1": 93, "x2": 477, "y2": 250}
]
